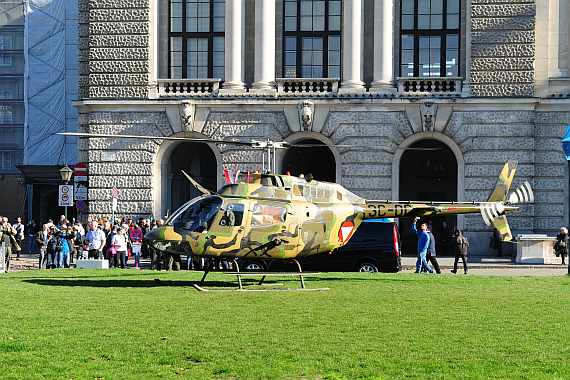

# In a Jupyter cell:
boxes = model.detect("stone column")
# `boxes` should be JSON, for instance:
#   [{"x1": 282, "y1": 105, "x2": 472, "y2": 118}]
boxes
[
  {"x1": 251, "y1": 0, "x2": 276, "y2": 93},
  {"x1": 370, "y1": 0, "x2": 396, "y2": 93},
  {"x1": 339, "y1": 0, "x2": 365, "y2": 92},
  {"x1": 221, "y1": 0, "x2": 246, "y2": 92}
]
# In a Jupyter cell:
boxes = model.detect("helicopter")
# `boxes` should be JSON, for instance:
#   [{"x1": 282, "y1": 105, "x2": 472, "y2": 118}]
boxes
[{"x1": 58, "y1": 133, "x2": 533, "y2": 271}]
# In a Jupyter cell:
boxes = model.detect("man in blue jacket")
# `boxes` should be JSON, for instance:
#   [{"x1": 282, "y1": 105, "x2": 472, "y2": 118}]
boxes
[{"x1": 412, "y1": 216, "x2": 435, "y2": 273}]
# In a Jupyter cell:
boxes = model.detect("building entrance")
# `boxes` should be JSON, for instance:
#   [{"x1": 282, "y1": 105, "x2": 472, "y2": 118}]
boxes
[
  {"x1": 281, "y1": 139, "x2": 336, "y2": 182},
  {"x1": 168, "y1": 143, "x2": 217, "y2": 214},
  {"x1": 399, "y1": 139, "x2": 458, "y2": 256}
]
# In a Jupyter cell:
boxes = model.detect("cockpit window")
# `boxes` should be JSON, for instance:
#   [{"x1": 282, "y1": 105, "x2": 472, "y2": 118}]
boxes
[
  {"x1": 218, "y1": 203, "x2": 245, "y2": 227},
  {"x1": 167, "y1": 196, "x2": 223, "y2": 233}
]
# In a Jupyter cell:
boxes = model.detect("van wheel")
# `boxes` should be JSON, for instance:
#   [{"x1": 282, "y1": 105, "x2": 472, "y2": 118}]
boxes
[
  {"x1": 243, "y1": 261, "x2": 265, "y2": 271},
  {"x1": 357, "y1": 262, "x2": 378, "y2": 273}
]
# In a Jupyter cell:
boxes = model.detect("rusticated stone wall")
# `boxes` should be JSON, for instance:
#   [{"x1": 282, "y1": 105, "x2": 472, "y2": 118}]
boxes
[
  {"x1": 77, "y1": 111, "x2": 168, "y2": 220},
  {"x1": 77, "y1": 105, "x2": 568, "y2": 252},
  {"x1": 78, "y1": 0, "x2": 150, "y2": 99},
  {"x1": 443, "y1": 111, "x2": 536, "y2": 233},
  {"x1": 470, "y1": 0, "x2": 536, "y2": 97},
  {"x1": 534, "y1": 112, "x2": 570, "y2": 230},
  {"x1": 319, "y1": 111, "x2": 414, "y2": 200}
]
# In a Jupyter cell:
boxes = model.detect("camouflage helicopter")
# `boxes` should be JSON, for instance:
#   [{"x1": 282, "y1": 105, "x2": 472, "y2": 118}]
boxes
[{"x1": 59, "y1": 133, "x2": 533, "y2": 275}]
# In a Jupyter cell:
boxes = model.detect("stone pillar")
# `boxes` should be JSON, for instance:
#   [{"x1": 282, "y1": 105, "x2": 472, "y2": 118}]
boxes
[
  {"x1": 370, "y1": 0, "x2": 396, "y2": 93},
  {"x1": 221, "y1": 0, "x2": 246, "y2": 92},
  {"x1": 339, "y1": 0, "x2": 365, "y2": 92},
  {"x1": 251, "y1": 0, "x2": 276, "y2": 93}
]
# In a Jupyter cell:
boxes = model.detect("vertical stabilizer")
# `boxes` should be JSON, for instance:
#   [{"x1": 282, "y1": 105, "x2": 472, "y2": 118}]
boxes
[{"x1": 487, "y1": 160, "x2": 518, "y2": 202}]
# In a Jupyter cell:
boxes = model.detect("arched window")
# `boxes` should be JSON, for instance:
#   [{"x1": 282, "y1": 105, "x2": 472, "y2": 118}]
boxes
[
  {"x1": 169, "y1": 0, "x2": 225, "y2": 79},
  {"x1": 283, "y1": 0, "x2": 341, "y2": 79},
  {"x1": 400, "y1": 0, "x2": 460, "y2": 78}
]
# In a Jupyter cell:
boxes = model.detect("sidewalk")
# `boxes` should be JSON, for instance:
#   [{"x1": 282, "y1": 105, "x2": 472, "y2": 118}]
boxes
[
  {"x1": 401, "y1": 255, "x2": 569, "y2": 270},
  {"x1": 4, "y1": 251, "x2": 155, "y2": 272},
  {"x1": 6, "y1": 252, "x2": 570, "y2": 274}
]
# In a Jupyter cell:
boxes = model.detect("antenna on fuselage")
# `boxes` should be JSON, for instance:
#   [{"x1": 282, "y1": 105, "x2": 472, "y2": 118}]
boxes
[{"x1": 181, "y1": 170, "x2": 214, "y2": 195}]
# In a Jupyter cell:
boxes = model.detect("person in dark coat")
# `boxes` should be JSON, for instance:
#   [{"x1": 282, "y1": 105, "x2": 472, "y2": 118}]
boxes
[
  {"x1": 451, "y1": 229, "x2": 469, "y2": 274},
  {"x1": 425, "y1": 226, "x2": 441, "y2": 274},
  {"x1": 35, "y1": 224, "x2": 49, "y2": 269},
  {"x1": 555, "y1": 227, "x2": 569, "y2": 265},
  {"x1": 439, "y1": 221, "x2": 450, "y2": 255},
  {"x1": 45, "y1": 225, "x2": 59, "y2": 269}
]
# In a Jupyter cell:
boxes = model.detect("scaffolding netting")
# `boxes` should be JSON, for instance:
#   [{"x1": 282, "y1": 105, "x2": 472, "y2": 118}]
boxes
[{"x1": 24, "y1": 0, "x2": 77, "y2": 166}]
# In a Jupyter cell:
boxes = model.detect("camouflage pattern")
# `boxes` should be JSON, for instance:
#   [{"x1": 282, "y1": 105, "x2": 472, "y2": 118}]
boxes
[{"x1": 144, "y1": 161, "x2": 524, "y2": 258}]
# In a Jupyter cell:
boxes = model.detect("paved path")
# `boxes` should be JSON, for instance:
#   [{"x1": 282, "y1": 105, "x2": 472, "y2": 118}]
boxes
[
  {"x1": 401, "y1": 255, "x2": 569, "y2": 276},
  {"x1": 5, "y1": 253, "x2": 570, "y2": 276}
]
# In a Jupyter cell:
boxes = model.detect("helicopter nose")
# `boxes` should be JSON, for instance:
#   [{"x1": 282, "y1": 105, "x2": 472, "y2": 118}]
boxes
[{"x1": 143, "y1": 228, "x2": 163, "y2": 249}]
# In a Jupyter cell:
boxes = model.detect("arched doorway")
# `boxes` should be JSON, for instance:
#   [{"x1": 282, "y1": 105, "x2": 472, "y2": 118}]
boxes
[
  {"x1": 168, "y1": 143, "x2": 217, "y2": 214},
  {"x1": 399, "y1": 139, "x2": 458, "y2": 255},
  {"x1": 281, "y1": 139, "x2": 336, "y2": 182}
]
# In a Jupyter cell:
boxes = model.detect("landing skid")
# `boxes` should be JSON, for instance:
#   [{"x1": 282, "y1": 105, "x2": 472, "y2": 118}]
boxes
[{"x1": 194, "y1": 258, "x2": 328, "y2": 291}]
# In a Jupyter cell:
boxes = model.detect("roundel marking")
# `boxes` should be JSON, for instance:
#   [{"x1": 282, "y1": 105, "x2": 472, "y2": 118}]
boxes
[{"x1": 339, "y1": 221, "x2": 355, "y2": 243}]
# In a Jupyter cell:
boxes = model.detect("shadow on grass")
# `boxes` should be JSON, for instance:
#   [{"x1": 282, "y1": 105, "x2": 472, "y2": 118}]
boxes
[{"x1": 22, "y1": 278, "x2": 285, "y2": 288}]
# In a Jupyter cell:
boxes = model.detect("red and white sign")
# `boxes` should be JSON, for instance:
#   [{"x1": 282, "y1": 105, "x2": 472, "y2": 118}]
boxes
[
  {"x1": 131, "y1": 229, "x2": 143, "y2": 242},
  {"x1": 112, "y1": 187, "x2": 118, "y2": 199},
  {"x1": 76, "y1": 200, "x2": 86, "y2": 210},
  {"x1": 59, "y1": 185, "x2": 73, "y2": 207},
  {"x1": 338, "y1": 221, "x2": 355, "y2": 243},
  {"x1": 74, "y1": 162, "x2": 87, "y2": 176}
]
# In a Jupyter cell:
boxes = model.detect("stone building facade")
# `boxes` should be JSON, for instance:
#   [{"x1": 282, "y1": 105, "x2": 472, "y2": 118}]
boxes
[{"x1": 75, "y1": 0, "x2": 570, "y2": 254}]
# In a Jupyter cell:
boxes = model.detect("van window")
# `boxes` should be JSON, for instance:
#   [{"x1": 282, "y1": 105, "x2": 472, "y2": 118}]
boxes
[{"x1": 349, "y1": 223, "x2": 388, "y2": 243}]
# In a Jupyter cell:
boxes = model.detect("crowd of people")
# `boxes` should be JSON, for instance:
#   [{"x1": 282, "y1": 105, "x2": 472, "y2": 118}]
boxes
[
  {"x1": 2, "y1": 213, "x2": 569, "y2": 274},
  {"x1": 0, "y1": 214, "x2": 169, "y2": 272}
]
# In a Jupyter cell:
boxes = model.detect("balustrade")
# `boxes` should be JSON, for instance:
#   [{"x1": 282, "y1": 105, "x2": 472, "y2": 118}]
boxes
[
  {"x1": 157, "y1": 79, "x2": 221, "y2": 97},
  {"x1": 397, "y1": 77, "x2": 462, "y2": 94}
]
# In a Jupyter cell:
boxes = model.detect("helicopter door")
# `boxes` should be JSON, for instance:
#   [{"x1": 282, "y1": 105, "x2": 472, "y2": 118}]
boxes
[
  {"x1": 206, "y1": 201, "x2": 250, "y2": 257},
  {"x1": 249, "y1": 202, "x2": 299, "y2": 258}
]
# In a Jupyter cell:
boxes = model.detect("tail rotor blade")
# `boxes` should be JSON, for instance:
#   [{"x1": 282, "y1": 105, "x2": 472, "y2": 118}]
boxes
[{"x1": 508, "y1": 181, "x2": 534, "y2": 204}]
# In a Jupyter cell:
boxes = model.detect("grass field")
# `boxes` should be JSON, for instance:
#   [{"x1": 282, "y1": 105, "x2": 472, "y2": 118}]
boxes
[{"x1": 0, "y1": 269, "x2": 569, "y2": 380}]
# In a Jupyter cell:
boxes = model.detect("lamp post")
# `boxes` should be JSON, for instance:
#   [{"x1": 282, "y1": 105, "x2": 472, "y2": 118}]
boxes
[
  {"x1": 59, "y1": 164, "x2": 73, "y2": 221},
  {"x1": 562, "y1": 126, "x2": 570, "y2": 274}
]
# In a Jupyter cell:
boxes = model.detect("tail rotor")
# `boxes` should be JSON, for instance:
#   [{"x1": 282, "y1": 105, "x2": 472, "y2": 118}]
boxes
[{"x1": 508, "y1": 181, "x2": 534, "y2": 204}]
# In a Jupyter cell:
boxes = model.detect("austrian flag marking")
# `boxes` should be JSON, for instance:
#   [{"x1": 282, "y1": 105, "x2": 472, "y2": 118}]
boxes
[{"x1": 339, "y1": 221, "x2": 355, "y2": 243}]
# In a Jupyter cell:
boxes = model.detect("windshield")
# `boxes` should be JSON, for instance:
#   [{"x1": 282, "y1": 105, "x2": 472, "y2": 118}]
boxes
[{"x1": 167, "y1": 196, "x2": 223, "y2": 233}]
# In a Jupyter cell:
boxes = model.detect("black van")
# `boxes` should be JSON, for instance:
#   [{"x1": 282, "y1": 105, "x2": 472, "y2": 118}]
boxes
[{"x1": 241, "y1": 219, "x2": 401, "y2": 273}]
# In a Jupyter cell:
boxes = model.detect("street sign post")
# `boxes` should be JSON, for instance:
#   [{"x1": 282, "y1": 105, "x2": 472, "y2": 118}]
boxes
[
  {"x1": 74, "y1": 176, "x2": 88, "y2": 201},
  {"x1": 76, "y1": 200, "x2": 86, "y2": 210},
  {"x1": 130, "y1": 229, "x2": 143, "y2": 242},
  {"x1": 59, "y1": 185, "x2": 73, "y2": 207},
  {"x1": 111, "y1": 187, "x2": 118, "y2": 222},
  {"x1": 76, "y1": 200, "x2": 86, "y2": 225},
  {"x1": 74, "y1": 162, "x2": 87, "y2": 176},
  {"x1": 0, "y1": 242, "x2": 5, "y2": 273}
]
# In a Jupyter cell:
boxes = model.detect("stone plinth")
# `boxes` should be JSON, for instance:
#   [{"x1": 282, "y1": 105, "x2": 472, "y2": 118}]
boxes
[
  {"x1": 76, "y1": 258, "x2": 109, "y2": 269},
  {"x1": 515, "y1": 234, "x2": 557, "y2": 264}
]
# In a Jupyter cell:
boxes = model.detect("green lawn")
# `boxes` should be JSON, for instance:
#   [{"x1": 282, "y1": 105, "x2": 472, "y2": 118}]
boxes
[{"x1": 0, "y1": 269, "x2": 569, "y2": 380}]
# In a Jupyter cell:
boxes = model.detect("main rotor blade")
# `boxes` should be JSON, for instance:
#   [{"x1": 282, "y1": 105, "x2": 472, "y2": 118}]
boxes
[
  {"x1": 285, "y1": 142, "x2": 440, "y2": 150},
  {"x1": 58, "y1": 132, "x2": 440, "y2": 151},
  {"x1": 56, "y1": 132, "x2": 256, "y2": 147}
]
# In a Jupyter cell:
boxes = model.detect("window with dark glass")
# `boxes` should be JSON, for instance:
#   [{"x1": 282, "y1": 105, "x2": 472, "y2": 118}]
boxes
[
  {"x1": 400, "y1": 0, "x2": 459, "y2": 77},
  {"x1": 283, "y1": 0, "x2": 341, "y2": 78},
  {"x1": 169, "y1": 0, "x2": 225, "y2": 79}
]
